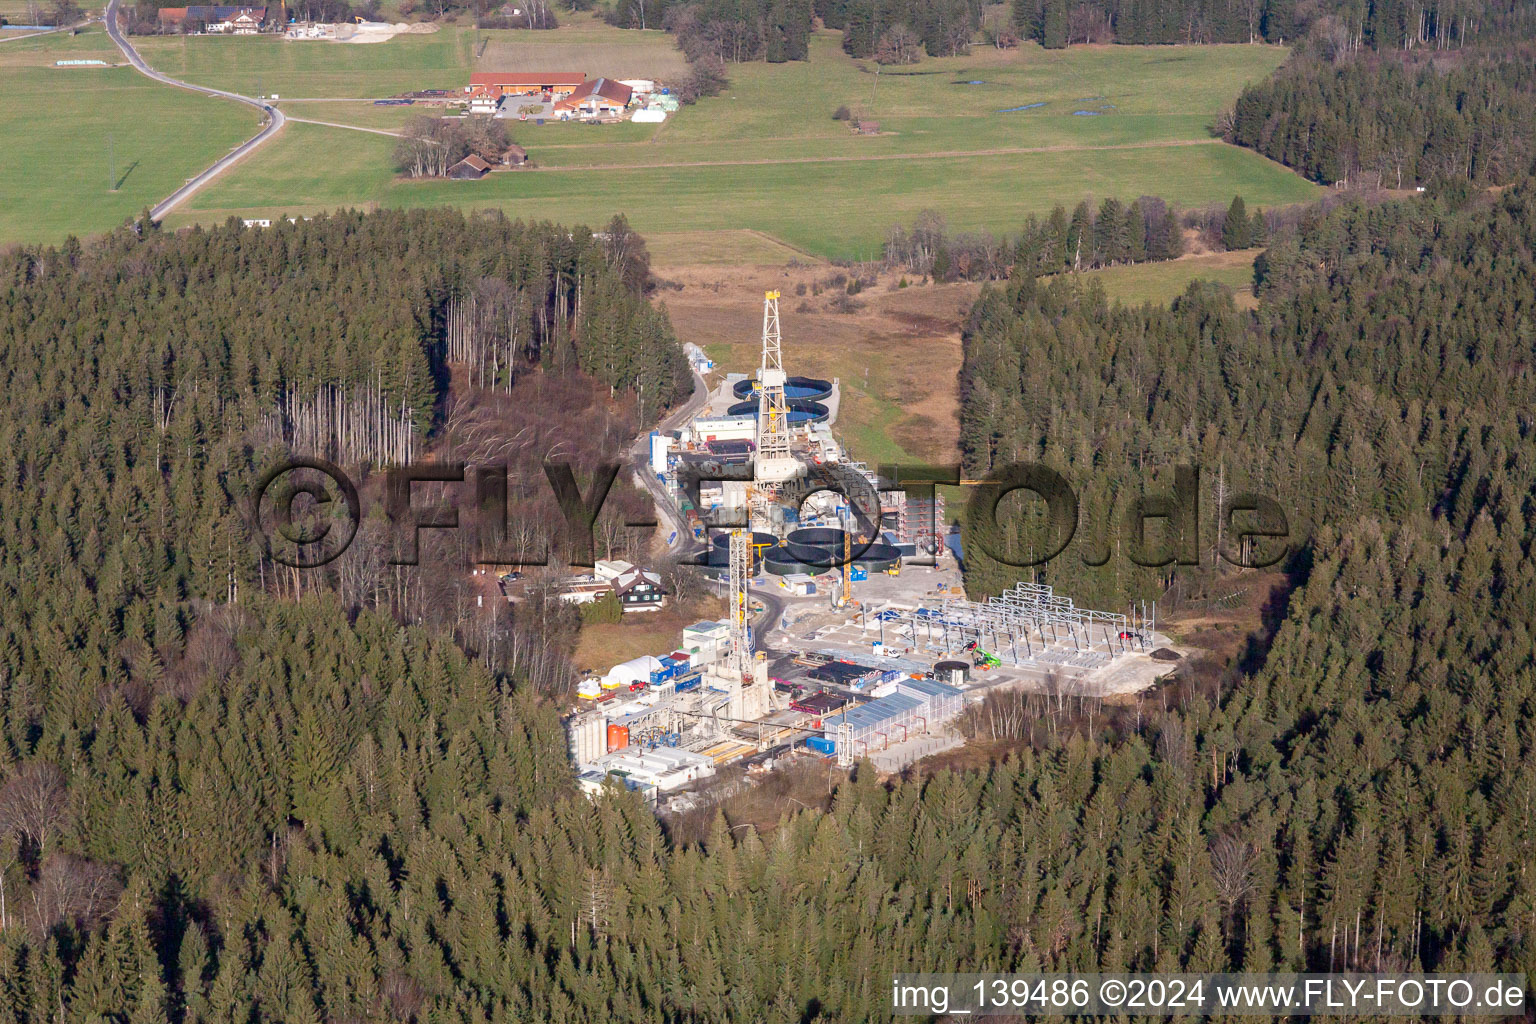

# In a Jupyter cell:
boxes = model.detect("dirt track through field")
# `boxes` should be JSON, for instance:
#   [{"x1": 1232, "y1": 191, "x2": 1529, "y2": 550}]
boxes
[
  {"x1": 285, "y1": 116, "x2": 403, "y2": 137},
  {"x1": 521, "y1": 136, "x2": 1224, "y2": 173}
]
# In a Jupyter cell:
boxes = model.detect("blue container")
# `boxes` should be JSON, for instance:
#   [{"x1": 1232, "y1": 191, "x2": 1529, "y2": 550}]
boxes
[
  {"x1": 806, "y1": 736, "x2": 836, "y2": 756},
  {"x1": 674, "y1": 674, "x2": 701, "y2": 694}
]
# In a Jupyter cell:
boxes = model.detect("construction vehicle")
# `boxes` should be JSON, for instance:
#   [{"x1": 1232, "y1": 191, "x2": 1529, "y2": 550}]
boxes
[{"x1": 973, "y1": 648, "x2": 1001, "y2": 669}]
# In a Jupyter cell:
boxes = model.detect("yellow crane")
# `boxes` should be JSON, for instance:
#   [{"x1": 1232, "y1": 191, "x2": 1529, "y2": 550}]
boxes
[{"x1": 841, "y1": 529, "x2": 852, "y2": 607}]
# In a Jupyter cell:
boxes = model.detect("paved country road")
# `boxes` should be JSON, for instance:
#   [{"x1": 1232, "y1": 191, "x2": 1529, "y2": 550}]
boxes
[
  {"x1": 629, "y1": 368, "x2": 710, "y2": 554},
  {"x1": 103, "y1": 0, "x2": 285, "y2": 221}
]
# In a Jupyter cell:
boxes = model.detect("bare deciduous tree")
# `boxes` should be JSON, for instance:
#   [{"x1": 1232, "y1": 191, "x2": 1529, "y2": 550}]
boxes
[
  {"x1": 0, "y1": 761, "x2": 68, "y2": 858},
  {"x1": 1210, "y1": 832, "x2": 1257, "y2": 920},
  {"x1": 26, "y1": 853, "x2": 120, "y2": 935},
  {"x1": 873, "y1": 23, "x2": 922, "y2": 65}
]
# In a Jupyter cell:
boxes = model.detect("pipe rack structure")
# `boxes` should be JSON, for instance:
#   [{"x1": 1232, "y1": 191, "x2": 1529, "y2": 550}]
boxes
[{"x1": 872, "y1": 582, "x2": 1156, "y2": 668}]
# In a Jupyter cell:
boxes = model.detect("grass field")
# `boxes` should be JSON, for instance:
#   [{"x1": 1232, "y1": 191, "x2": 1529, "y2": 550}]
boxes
[
  {"x1": 1078, "y1": 248, "x2": 1260, "y2": 306},
  {"x1": 0, "y1": 0, "x2": 104, "y2": 23},
  {"x1": 4, "y1": 16, "x2": 1320, "y2": 256},
  {"x1": 132, "y1": 24, "x2": 475, "y2": 97},
  {"x1": 0, "y1": 27, "x2": 255, "y2": 244},
  {"x1": 479, "y1": 19, "x2": 688, "y2": 80},
  {"x1": 156, "y1": 28, "x2": 1317, "y2": 259}
]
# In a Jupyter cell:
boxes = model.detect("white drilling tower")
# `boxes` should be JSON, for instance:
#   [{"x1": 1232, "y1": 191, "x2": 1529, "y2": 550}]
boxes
[{"x1": 753, "y1": 290, "x2": 803, "y2": 485}]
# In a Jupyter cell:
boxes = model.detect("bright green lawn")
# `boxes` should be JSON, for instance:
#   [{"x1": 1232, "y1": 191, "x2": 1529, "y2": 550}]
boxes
[
  {"x1": 1079, "y1": 249, "x2": 1261, "y2": 306},
  {"x1": 0, "y1": 30, "x2": 254, "y2": 244}
]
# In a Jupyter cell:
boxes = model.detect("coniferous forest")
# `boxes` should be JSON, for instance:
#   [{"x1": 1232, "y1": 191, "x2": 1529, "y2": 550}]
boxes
[{"x1": 0, "y1": 189, "x2": 1531, "y2": 1020}]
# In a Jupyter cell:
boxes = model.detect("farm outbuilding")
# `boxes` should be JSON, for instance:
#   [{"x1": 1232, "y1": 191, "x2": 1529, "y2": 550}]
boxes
[{"x1": 447, "y1": 154, "x2": 492, "y2": 179}]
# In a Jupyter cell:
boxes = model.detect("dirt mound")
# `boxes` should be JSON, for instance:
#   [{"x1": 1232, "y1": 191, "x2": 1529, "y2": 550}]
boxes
[{"x1": 1150, "y1": 647, "x2": 1182, "y2": 661}]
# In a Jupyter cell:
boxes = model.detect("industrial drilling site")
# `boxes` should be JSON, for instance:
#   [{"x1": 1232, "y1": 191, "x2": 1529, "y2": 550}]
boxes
[{"x1": 565, "y1": 292, "x2": 1181, "y2": 811}]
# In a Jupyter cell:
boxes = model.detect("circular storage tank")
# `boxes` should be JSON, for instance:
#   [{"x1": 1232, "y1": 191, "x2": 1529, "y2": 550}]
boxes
[
  {"x1": 731, "y1": 376, "x2": 833, "y2": 402},
  {"x1": 783, "y1": 543, "x2": 838, "y2": 569},
  {"x1": 607, "y1": 724, "x2": 630, "y2": 752},
  {"x1": 853, "y1": 542, "x2": 902, "y2": 572},
  {"x1": 934, "y1": 660, "x2": 970, "y2": 687},
  {"x1": 761, "y1": 549, "x2": 824, "y2": 576},
  {"x1": 726, "y1": 399, "x2": 830, "y2": 424},
  {"x1": 786, "y1": 527, "x2": 846, "y2": 547},
  {"x1": 784, "y1": 527, "x2": 847, "y2": 571},
  {"x1": 697, "y1": 546, "x2": 765, "y2": 580},
  {"x1": 710, "y1": 531, "x2": 779, "y2": 558}
]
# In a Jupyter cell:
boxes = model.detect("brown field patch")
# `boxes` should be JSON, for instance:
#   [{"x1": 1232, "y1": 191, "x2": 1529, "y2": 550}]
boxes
[
  {"x1": 660, "y1": 259, "x2": 973, "y2": 464},
  {"x1": 476, "y1": 23, "x2": 688, "y2": 81}
]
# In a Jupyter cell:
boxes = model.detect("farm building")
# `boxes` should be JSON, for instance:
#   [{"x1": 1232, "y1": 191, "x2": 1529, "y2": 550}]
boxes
[
  {"x1": 503, "y1": 143, "x2": 528, "y2": 166},
  {"x1": 447, "y1": 154, "x2": 492, "y2": 179},
  {"x1": 158, "y1": 5, "x2": 265, "y2": 32},
  {"x1": 467, "y1": 71, "x2": 584, "y2": 112},
  {"x1": 555, "y1": 77, "x2": 633, "y2": 120}
]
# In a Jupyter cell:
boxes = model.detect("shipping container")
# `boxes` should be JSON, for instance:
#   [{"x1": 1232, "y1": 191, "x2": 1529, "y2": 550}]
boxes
[
  {"x1": 673, "y1": 673, "x2": 702, "y2": 694},
  {"x1": 805, "y1": 736, "x2": 836, "y2": 756}
]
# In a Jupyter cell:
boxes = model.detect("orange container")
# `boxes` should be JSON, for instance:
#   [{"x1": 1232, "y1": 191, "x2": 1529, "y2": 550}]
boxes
[{"x1": 607, "y1": 723, "x2": 629, "y2": 753}]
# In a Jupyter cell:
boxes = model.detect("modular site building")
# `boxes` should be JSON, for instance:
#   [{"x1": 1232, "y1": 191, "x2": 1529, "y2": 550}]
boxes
[
  {"x1": 682, "y1": 621, "x2": 730, "y2": 664},
  {"x1": 586, "y1": 747, "x2": 716, "y2": 792}
]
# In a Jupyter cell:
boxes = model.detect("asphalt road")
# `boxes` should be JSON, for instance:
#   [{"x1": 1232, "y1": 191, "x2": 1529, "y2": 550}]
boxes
[
  {"x1": 629, "y1": 368, "x2": 710, "y2": 553},
  {"x1": 102, "y1": 0, "x2": 285, "y2": 221}
]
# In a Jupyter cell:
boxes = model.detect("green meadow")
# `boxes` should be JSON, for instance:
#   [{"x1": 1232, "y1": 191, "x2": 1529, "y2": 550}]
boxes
[
  {"x1": 1079, "y1": 248, "x2": 1261, "y2": 306},
  {"x1": 172, "y1": 31, "x2": 1317, "y2": 258},
  {"x1": 4, "y1": 17, "x2": 1320, "y2": 256},
  {"x1": 0, "y1": 27, "x2": 253, "y2": 244}
]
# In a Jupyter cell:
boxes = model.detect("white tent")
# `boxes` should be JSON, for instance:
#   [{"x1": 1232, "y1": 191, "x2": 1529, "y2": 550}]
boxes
[
  {"x1": 604, "y1": 655, "x2": 664, "y2": 689},
  {"x1": 632, "y1": 108, "x2": 666, "y2": 123}
]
